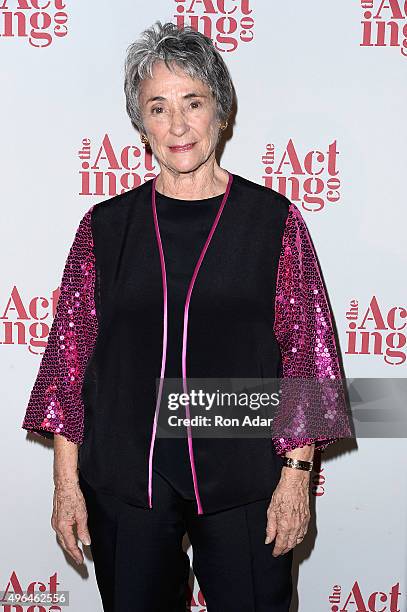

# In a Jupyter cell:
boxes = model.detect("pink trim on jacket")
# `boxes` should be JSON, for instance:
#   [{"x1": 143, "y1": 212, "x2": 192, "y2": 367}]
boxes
[
  {"x1": 148, "y1": 176, "x2": 169, "y2": 509},
  {"x1": 150, "y1": 172, "x2": 234, "y2": 515}
]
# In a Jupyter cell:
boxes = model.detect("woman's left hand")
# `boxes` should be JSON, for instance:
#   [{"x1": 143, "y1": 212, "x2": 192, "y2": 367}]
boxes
[{"x1": 265, "y1": 467, "x2": 311, "y2": 556}]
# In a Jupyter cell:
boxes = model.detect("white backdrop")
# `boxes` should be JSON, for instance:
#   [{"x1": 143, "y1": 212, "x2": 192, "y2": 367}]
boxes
[{"x1": 2, "y1": 1, "x2": 406, "y2": 610}]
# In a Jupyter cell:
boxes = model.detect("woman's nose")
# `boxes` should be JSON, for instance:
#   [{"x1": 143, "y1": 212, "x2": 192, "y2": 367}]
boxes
[{"x1": 169, "y1": 110, "x2": 189, "y2": 135}]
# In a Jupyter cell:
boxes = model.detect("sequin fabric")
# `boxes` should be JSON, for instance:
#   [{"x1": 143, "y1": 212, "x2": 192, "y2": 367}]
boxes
[
  {"x1": 21, "y1": 206, "x2": 98, "y2": 444},
  {"x1": 272, "y1": 203, "x2": 352, "y2": 455}
]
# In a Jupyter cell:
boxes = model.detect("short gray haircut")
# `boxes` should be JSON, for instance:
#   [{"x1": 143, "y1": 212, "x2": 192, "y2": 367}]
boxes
[{"x1": 124, "y1": 21, "x2": 234, "y2": 133}]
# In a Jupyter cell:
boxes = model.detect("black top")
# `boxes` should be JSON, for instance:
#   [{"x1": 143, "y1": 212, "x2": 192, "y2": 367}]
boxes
[{"x1": 152, "y1": 190, "x2": 224, "y2": 500}]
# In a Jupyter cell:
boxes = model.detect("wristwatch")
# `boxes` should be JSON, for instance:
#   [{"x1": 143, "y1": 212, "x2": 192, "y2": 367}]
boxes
[{"x1": 282, "y1": 457, "x2": 313, "y2": 471}]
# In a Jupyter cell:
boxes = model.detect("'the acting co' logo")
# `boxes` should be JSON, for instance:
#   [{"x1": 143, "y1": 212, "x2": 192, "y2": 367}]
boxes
[
  {"x1": 173, "y1": 0, "x2": 254, "y2": 53},
  {"x1": 0, "y1": 0, "x2": 68, "y2": 48},
  {"x1": 360, "y1": 0, "x2": 407, "y2": 57},
  {"x1": 261, "y1": 139, "x2": 341, "y2": 213},
  {"x1": 345, "y1": 296, "x2": 406, "y2": 366},
  {"x1": 78, "y1": 134, "x2": 158, "y2": 197},
  {"x1": 329, "y1": 580, "x2": 402, "y2": 611}
]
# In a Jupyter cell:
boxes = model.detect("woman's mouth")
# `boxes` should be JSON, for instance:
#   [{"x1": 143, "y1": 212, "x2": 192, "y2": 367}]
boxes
[{"x1": 168, "y1": 142, "x2": 196, "y2": 153}]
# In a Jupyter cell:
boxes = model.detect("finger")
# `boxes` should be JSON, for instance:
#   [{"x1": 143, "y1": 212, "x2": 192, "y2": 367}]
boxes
[
  {"x1": 56, "y1": 532, "x2": 77, "y2": 562},
  {"x1": 296, "y1": 532, "x2": 306, "y2": 542},
  {"x1": 272, "y1": 530, "x2": 289, "y2": 557},
  {"x1": 265, "y1": 509, "x2": 277, "y2": 544},
  {"x1": 58, "y1": 525, "x2": 83, "y2": 564},
  {"x1": 56, "y1": 532, "x2": 65, "y2": 548},
  {"x1": 279, "y1": 527, "x2": 306, "y2": 555},
  {"x1": 277, "y1": 525, "x2": 307, "y2": 555},
  {"x1": 285, "y1": 531, "x2": 300, "y2": 552},
  {"x1": 58, "y1": 536, "x2": 83, "y2": 565},
  {"x1": 75, "y1": 489, "x2": 91, "y2": 546},
  {"x1": 76, "y1": 515, "x2": 91, "y2": 547}
]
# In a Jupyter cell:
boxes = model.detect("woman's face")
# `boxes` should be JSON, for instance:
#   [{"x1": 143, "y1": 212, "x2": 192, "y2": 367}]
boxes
[{"x1": 138, "y1": 60, "x2": 221, "y2": 175}]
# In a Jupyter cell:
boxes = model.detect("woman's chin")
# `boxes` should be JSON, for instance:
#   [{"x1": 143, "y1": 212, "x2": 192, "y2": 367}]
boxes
[{"x1": 165, "y1": 157, "x2": 203, "y2": 173}]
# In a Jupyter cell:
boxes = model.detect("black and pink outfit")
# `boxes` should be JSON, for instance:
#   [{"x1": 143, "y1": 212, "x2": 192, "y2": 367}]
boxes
[{"x1": 22, "y1": 172, "x2": 351, "y2": 611}]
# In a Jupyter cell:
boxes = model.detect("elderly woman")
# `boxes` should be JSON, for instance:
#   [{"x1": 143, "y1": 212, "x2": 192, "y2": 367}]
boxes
[{"x1": 22, "y1": 20, "x2": 351, "y2": 612}]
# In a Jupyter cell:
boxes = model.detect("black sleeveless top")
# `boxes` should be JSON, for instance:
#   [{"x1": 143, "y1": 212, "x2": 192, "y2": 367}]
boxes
[{"x1": 152, "y1": 190, "x2": 224, "y2": 500}]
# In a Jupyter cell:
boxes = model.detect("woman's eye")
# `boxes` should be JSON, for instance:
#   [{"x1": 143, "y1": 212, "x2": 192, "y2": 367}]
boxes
[{"x1": 151, "y1": 101, "x2": 201, "y2": 114}]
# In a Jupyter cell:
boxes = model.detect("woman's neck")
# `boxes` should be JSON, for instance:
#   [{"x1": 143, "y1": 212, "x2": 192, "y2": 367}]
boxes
[{"x1": 155, "y1": 164, "x2": 229, "y2": 200}]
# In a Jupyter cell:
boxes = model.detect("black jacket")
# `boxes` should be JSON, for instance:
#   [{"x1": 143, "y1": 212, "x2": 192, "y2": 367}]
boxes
[{"x1": 22, "y1": 172, "x2": 352, "y2": 514}]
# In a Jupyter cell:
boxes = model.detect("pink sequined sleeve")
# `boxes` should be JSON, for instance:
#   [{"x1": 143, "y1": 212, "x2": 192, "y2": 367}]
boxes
[
  {"x1": 272, "y1": 203, "x2": 352, "y2": 455},
  {"x1": 21, "y1": 206, "x2": 98, "y2": 445}
]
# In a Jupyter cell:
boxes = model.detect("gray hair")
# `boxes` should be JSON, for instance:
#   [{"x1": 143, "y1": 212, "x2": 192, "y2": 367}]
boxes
[{"x1": 124, "y1": 21, "x2": 234, "y2": 134}]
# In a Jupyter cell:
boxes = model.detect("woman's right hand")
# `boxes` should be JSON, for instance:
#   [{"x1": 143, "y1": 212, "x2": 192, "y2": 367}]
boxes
[{"x1": 51, "y1": 480, "x2": 91, "y2": 565}]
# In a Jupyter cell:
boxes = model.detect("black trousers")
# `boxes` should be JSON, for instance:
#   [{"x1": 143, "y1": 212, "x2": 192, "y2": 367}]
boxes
[{"x1": 78, "y1": 470, "x2": 293, "y2": 612}]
